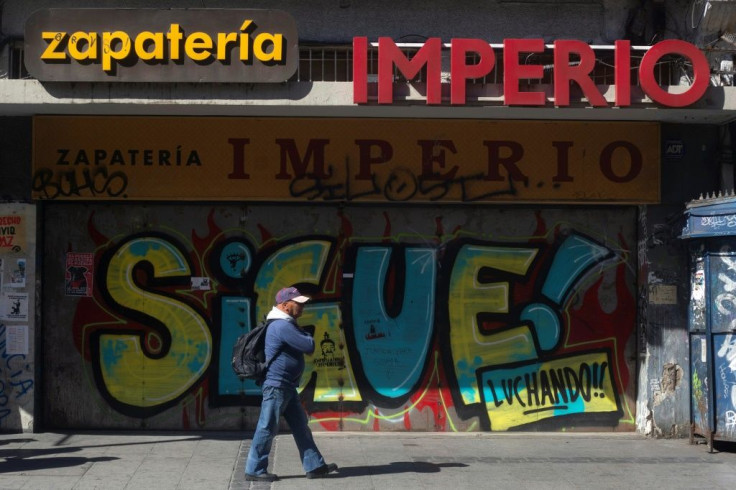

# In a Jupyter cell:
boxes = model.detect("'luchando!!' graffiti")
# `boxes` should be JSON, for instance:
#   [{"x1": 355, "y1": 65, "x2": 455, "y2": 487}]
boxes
[{"x1": 70, "y1": 211, "x2": 635, "y2": 431}]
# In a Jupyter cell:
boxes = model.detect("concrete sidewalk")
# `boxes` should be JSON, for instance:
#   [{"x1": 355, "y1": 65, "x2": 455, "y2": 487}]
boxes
[{"x1": 1, "y1": 431, "x2": 735, "y2": 489}]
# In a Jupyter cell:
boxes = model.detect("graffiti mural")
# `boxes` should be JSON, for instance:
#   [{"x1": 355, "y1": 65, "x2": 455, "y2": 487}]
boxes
[{"x1": 45, "y1": 205, "x2": 637, "y2": 431}]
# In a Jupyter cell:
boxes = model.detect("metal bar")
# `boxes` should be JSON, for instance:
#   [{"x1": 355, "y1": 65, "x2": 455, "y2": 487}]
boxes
[
  {"x1": 371, "y1": 42, "x2": 654, "y2": 51},
  {"x1": 705, "y1": 253, "x2": 716, "y2": 450}
]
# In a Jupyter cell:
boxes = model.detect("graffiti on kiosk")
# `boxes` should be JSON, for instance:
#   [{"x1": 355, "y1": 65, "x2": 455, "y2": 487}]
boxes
[
  {"x1": 716, "y1": 335, "x2": 736, "y2": 423},
  {"x1": 72, "y1": 213, "x2": 635, "y2": 430},
  {"x1": 700, "y1": 215, "x2": 736, "y2": 231}
]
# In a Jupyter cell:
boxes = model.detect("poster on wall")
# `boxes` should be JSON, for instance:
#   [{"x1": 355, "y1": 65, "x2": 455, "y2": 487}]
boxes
[
  {"x1": 4, "y1": 325, "x2": 28, "y2": 355},
  {"x1": 0, "y1": 214, "x2": 27, "y2": 253},
  {"x1": 9, "y1": 258, "x2": 26, "y2": 288},
  {"x1": 0, "y1": 257, "x2": 25, "y2": 288},
  {"x1": 0, "y1": 292, "x2": 29, "y2": 321},
  {"x1": 65, "y1": 252, "x2": 94, "y2": 297}
]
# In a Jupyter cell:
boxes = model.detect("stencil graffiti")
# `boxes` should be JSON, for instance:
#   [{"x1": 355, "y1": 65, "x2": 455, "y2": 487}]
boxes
[{"x1": 67, "y1": 210, "x2": 635, "y2": 431}]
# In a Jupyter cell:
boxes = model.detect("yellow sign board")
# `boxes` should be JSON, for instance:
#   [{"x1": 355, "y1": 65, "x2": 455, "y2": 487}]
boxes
[{"x1": 32, "y1": 116, "x2": 659, "y2": 203}]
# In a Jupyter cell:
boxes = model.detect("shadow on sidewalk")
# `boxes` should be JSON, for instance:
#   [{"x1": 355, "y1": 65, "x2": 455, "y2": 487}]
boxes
[
  {"x1": 1, "y1": 454, "x2": 117, "y2": 473},
  {"x1": 0, "y1": 439, "x2": 35, "y2": 445},
  {"x1": 276, "y1": 461, "x2": 467, "y2": 480},
  {"x1": 0, "y1": 431, "x2": 242, "y2": 474}
]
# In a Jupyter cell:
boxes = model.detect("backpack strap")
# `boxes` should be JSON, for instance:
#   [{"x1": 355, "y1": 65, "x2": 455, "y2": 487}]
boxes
[{"x1": 263, "y1": 319, "x2": 280, "y2": 368}]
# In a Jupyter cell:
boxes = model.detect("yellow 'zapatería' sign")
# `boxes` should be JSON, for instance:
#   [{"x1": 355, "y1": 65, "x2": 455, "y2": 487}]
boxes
[
  {"x1": 32, "y1": 116, "x2": 660, "y2": 204},
  {"x1": 24, "y1": 9, "x2": 298, "y2": 83}
]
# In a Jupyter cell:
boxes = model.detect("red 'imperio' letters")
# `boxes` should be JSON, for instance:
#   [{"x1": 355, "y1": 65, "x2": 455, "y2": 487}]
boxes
[{"x1": 353, "y1": 37, "x2": 710, "y2": 108}]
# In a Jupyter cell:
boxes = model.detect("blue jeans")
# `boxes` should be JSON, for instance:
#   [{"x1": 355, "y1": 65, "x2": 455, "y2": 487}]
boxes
[{"x1": 245, "y1": 385, "x2": 326, "y2": 475}]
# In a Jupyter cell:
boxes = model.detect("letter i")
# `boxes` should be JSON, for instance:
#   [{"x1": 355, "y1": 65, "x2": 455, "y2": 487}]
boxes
[{"x1": 353, "y1": 37, "x2": 368, "y2": 104}]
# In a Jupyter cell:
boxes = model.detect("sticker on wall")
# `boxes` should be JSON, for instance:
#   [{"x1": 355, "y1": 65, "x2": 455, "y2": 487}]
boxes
[
  {"x1": 0, "y1": 292, "x2": 29, "y2": 321},
  {"x1": 664, "y1": 139, "x2": 685, "y2": 160},
  {"x1": 191, "y1": 277, "x2": 212, "y2": 291},
  {"x1": 65, "y1": 252, "x2": 94, "y2": 297},
  {"x1": 693, "y1": 268, "x2": 705, "y2": 301},
  {"x1": 702, "y1": 338, "x2": 708, "y2": 363}
]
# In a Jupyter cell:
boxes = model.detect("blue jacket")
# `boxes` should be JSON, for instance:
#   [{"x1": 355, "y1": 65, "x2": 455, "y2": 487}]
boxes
[{"x1": 263, "y1": 307, "x2": 315, "y2": 389}]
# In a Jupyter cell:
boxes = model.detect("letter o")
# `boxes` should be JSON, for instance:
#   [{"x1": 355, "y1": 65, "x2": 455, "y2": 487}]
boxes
[
  {"x1": 639, "y1": 40, "x2": 709, "y2": 107},
  {"x1": 600, "y1": 141, "x2": 642, "y2": 183}
]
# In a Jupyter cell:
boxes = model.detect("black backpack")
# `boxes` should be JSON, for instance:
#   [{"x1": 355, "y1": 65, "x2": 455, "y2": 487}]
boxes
[{"x1": 231, "y1": 319, "x2": 276, "y2": 383}]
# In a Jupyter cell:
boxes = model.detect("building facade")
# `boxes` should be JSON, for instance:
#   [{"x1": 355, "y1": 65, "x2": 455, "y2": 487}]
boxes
[{"x1": 2, "y1": 0, "x2": 736, "y2": 437}]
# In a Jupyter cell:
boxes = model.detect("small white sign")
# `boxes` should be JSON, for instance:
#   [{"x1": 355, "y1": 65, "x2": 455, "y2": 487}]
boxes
[
  {"x1": 702, "y1": 338, "x2": 707, "y2": 363},
  {"x1": 649, "y1": 285, "x2": 677, "y2": 305}
]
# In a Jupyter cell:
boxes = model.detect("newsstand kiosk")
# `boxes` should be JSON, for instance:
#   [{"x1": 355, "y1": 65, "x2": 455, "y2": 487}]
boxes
[{"x1": 681, "y1": 193, "x2": 736, "y2": 451}]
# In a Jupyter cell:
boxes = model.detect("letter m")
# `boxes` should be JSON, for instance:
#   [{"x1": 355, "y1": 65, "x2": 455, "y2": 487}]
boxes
[
  {"x1": 275, "y1": 139, "x2": 331, "y2": 179},
  {"x1": 378, "y1": 37, "x2": 441, "y2": 105}
]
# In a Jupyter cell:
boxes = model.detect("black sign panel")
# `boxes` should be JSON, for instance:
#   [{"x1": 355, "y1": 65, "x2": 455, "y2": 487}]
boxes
[{"x1": 24, "y1": 9, "x2": 298, "y2": 83}]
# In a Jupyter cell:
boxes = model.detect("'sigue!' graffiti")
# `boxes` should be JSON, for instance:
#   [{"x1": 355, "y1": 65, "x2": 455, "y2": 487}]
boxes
[{"x1": 73, "y1": 215, "x2": 635, "y2": 431}]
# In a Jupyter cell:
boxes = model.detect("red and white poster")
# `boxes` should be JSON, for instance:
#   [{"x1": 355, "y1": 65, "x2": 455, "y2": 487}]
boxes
[{"x1": 65, "y1": 252, "x2": 94, "y2": 297}]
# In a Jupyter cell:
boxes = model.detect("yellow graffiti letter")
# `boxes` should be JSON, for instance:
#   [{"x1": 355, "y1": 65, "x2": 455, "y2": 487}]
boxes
[
  {"x1": 101, "y1": 237, "x2": 212, "y2": 408},
  {"x1": 449, "y1": 245, "x2": 539, "y2": 404}
]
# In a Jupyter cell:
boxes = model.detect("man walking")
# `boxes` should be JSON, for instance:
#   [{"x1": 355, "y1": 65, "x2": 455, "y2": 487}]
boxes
[{"x1": 245, "y1": 287, "x2": 339, "y2": 482}]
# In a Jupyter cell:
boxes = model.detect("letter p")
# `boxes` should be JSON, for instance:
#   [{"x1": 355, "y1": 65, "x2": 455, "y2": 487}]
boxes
[
  {"x1": 102, "y1": 31, "x2": 132, "y2": 73},
  {"x1": 451, "y1": 39, "x2": 495, "y2": 105},
  {"x1": 355, "y1": 139, "x2": 393, "y2": 180}
]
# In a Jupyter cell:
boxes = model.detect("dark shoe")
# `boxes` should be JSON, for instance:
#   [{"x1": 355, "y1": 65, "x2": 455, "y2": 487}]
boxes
[
  {"x1": 306, "y1": 463, "x2": 338, "y2": 479},
  {"x1": 245, "y1": 472, "x2": 278, "y2": 482}
]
